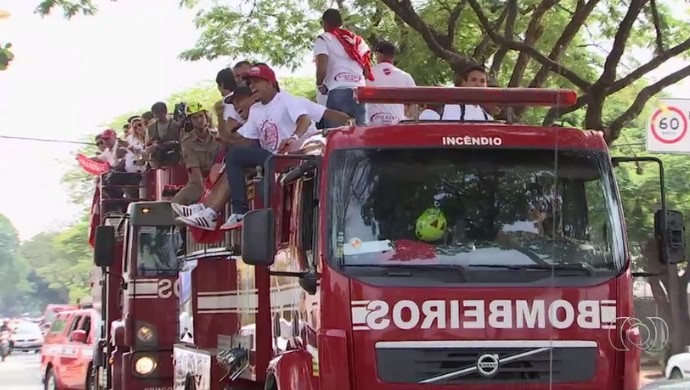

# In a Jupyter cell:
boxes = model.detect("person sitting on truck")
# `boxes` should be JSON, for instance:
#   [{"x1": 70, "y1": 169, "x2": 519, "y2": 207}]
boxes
[
  {"x1": 180, "y1": 69, "x2": 351, "y2": 229},
  {"x1": 418, "y1": 64, "x2": 493, "y2": 121},
  {"x1": 171, "y1": 102, "x2": 220, "y2": 206},
  {"x1": 223, "y1": 64, "x2": 318, "y2": 226},
  {"x1": 173, "y1": 86, "x2": 257, "y2": 224}
]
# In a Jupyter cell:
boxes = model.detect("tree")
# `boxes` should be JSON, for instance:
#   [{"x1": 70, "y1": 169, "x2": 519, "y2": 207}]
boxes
[
  {"x1": 182, "y1": 0, "x2": 690, "y2": 145},
  {"x1": 611, "y1": 122, "x2": 690, "y2": 361},
  {"x1": 34, "y1": 1, "x2": 690, "y2": 143},
  {"x1": 0, "y1": 214, "x2": 33, "y2": 316}
]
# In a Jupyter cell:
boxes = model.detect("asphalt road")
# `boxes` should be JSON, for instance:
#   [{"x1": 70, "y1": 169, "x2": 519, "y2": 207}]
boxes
[
  {"x1": 0, "y1": 351, "x2": 42, "y2": 390},
  {"x1": 641, "y1": 379, "x2": 690, "y2": 389}
]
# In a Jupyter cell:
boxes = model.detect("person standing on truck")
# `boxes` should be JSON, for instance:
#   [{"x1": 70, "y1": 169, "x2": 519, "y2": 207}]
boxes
[
  {"x1": 171, "y1": 103, "x2": 220, "y2": 206},
  {"x1": 366, "y1": 40, "x2": 416, "y2": 125},
  {"x1": 419, "y1": 64, "x2": 493, "y2": 121},
  {"x1": 313, "y1": 8, "x2": 372, "y2": 127}
]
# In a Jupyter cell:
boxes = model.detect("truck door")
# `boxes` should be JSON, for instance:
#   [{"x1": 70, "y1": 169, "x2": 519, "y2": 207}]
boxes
[
  {"x1": 74, "y1": 314, "x2": 93, "y2": 388},
  {"x1": 60, "y1": 313, "x2": 84, "y2": 389}
]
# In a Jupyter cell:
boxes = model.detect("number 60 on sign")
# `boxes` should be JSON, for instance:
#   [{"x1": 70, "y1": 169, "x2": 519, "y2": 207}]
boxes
[{"x1": 646, "y1": 99, "x2": 690, "y2": 153}]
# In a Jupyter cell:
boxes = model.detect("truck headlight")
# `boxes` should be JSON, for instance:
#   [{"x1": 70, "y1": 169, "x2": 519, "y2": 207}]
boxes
[
  {"x1": 134, "y1": 356, "x2": 156, "y2": 375},
  {"x1": 136, "y1": 325, "x2": 155, "y2": 342}
]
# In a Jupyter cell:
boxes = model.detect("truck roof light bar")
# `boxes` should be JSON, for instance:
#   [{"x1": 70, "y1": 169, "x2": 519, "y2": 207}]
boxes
[{"x1": 354, "y1": 87, "x2": 577, "y2": 107}]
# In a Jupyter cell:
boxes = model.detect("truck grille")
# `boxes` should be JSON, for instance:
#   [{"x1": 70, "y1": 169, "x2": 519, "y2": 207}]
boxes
[{"x1": 375, "y1": 343, "x2": 597, "y2": 384}]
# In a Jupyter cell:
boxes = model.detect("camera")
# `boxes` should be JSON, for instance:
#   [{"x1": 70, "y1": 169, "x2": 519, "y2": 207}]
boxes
[
  {"x1": 173, "y1": 102, "x2": 193, "y2": 132},
  {"x1": 173, "y1": 102, "x2": 187, "y2": 123}
]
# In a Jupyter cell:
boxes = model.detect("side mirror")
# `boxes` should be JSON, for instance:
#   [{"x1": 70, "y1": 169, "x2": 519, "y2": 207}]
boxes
[
  {"x1": 94, "y1": 225, "x2": 116, "y2": 268},
  {"x1": 70, "y1": 329, "x2": 87, "y2": 344},
  {"x1": 654, "y1": 209, "x2": 686, "y2": 264},
  {"x1": 241, "y1": 209, "x2": 276, "y2": 266}
]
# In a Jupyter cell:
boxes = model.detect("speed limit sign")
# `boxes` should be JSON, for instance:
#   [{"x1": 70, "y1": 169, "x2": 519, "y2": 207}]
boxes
[{"x1": 647, "y1": 99, "x2": 690, "y2": 153}]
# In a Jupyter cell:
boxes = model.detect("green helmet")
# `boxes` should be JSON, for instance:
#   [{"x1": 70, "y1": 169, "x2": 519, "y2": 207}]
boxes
[{"x1": 415, "y1": 208, "x2": 447, "y2": 242}]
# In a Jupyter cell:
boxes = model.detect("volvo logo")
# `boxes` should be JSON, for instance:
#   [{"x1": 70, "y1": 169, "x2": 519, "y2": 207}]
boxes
[{"x1": 476, "y1": 354, "x2": 500, "y2": 377}]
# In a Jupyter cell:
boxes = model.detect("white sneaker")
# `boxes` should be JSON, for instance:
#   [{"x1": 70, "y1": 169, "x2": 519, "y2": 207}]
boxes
[
  {"x1": 176, "y1": 209, "x2": 218, "y2": 231},
  {"x1": 220, "y1": 213, "x2": 245, "y2": 229},
  {"x1": 171, "y1": 202, "x2": 204, "y2": 217}
]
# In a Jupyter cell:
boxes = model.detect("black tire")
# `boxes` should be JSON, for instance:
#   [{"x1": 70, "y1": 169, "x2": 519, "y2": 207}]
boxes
[
  {"x1": 86, "y1": 364, "x2": 97, "y2": 390},
  {"x1": 670, "y1": 367, "x2": 683, "y2": 379},
  {"x1": 45, "y1": 368, "x2": 58, "y2": 390}
]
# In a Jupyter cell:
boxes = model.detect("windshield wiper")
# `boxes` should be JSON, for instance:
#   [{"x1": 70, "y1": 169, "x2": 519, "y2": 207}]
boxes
[
  {"x1": 342, "y1": 263, "x2": 467, "y2": 278},
  {"x1": 468, "y1": 263, "x2": 595, "y2": 276}
]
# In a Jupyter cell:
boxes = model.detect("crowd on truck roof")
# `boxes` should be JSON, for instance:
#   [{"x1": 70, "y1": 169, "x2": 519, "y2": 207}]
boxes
[{"x1": 89, "y1": 8, "x2": 496, "y2": 233}]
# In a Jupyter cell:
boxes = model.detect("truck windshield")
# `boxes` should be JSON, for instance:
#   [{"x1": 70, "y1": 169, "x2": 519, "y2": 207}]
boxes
[
  {"x1": 136, "y1": 226, "x2": 180, "y2": 277},
  {"x1": 327, "y1": 148, "x2": 624, "y2": 281}
]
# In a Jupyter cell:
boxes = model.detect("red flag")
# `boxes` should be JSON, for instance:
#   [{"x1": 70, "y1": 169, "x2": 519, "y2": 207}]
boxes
[{"x1": 77, "y1": 153, "x2": 109, "y2": 176}]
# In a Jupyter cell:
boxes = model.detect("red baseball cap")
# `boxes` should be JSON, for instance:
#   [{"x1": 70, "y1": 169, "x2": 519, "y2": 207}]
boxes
[
  {"x1": 244, "y1": 64, "x2": 277, "y2": 85},
  {"x1": 101, "y1": 129, "x2": 117, "y2": 139}
]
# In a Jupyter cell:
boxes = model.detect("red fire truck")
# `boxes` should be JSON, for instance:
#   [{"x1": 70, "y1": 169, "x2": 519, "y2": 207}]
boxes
[
  {"x1": 173, "y1": 86, "x2": 686, "y2": 390},
  {"x1": 89, "y1": 168, "x2": 187, "y2": 390}
]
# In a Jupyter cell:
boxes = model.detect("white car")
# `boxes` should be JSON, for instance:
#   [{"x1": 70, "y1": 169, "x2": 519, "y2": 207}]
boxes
[{"x1": 11, "y1": 321, "x2": 43, "y2": 353}]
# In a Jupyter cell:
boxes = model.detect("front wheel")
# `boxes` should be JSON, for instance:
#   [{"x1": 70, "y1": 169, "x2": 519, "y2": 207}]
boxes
[
  {"x1": 670, "y1": 367, "x2": 683, "y2": 379},
  {"x1": 45, "y1": 369, "x2": 58, "y2": 390}
]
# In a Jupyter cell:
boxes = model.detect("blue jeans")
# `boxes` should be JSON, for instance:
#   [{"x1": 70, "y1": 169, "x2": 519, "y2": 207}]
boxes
[
  {"x1": 326, "y1": 88, "x2": 366, "y2": 128},
  {"x1": 225, "y1": 141, "x2": 270, "y2": 215}
]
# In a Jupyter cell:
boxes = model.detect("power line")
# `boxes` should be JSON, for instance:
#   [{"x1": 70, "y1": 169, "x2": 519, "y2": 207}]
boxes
[{"x1": 0, "y1": 135, "x2": 94, "y2": 146}]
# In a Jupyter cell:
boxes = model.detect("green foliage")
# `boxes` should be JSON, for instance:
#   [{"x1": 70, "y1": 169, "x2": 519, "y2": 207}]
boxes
[
  {"x1": 0, "y1": 215, "x2": 39, "y2": 316},
  {"x1": 35, "y1": 0, "x2": 98, "y2": 18},
  {"x1": 0, "y1": 42, "x2": 13, "y2": 71}
]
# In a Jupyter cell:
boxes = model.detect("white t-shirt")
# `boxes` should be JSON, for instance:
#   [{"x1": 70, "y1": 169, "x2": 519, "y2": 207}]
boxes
[
  {"x1": 313, "y1": 32, "x2": 369, "y2": 90},
  {"x1": 238, "y1": 92, "x2": 317, "y2": 153},
  {"x1": 316, "y1": 89, "x2": 328, "y2": 106},
  {"x1": 124, "y1": 135, "x2": 145, "y2": 173},
  {"x1": 366, "y1": 62, "x2": 416, "y2": 125},
  {"x1": 298, "y1": 96, "x2": 327, "y2": 123},
  {"x1": 98, "y1": 147, "x2": 117, "y2": 166},
  {"x1": 418, "y1": 104, "x2": 492, "y2": 121},
  {"x1": 223, "y1": 95, "x2": 244, "y2": 124}
]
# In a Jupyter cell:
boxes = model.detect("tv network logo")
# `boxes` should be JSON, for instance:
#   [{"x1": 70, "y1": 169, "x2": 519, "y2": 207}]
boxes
[{"x1": 607, "y1": 316, "x2": 669, "y2": 352}]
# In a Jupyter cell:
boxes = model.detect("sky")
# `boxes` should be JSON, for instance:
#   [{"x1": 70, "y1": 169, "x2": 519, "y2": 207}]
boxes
[
  {"x1": 0, "y1": 0, "x2": 311, "y2": 240},
  {"x1": 0, "y1": 0, "x2": 688, "y2": 240}
]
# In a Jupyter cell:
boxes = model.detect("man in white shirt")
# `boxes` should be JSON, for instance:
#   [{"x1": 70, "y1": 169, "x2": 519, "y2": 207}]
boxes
[
  {"x1": 215, "y1": 68, "x2": 243, "y2": 137},
  {"x1": 366, "y1": 41, "x2": 416, "y2": 125},
  {"x1": 313, "y1": 8, "x2": 372, "y2": 128},
  {"x1": 174, "y1": 83, "x2": 351, "y2": 229},
  {"x1": 224, "y1": 64, "x2": 318, "y2": 226},
  {"x1": 418, "y1": 64, "x2": 493, "y2": 122}
]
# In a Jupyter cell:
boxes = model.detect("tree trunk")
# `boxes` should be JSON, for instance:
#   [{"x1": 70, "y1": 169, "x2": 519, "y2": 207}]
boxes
[{"x1": 644, "y1": 239, "x2": 689, "y2": 362}]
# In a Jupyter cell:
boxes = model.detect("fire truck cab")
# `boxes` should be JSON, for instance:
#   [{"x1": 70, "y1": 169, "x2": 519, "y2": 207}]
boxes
[
  {"x1": 91, "y1": 166, "x2": 187, "y2": 390},
  {"x1": 174, "y1": 86, "x2": 687, "y2": 390}
]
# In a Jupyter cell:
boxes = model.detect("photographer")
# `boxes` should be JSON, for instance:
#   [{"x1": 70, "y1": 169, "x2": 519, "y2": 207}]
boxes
[{"x1": 145, "y1": 102, "x2": 182, "y2": 168}]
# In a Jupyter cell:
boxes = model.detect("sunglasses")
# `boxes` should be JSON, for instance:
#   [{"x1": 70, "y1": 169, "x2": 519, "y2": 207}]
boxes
[{"x1": 96, "y1": 141, "x2": 104, "y2": 146}]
